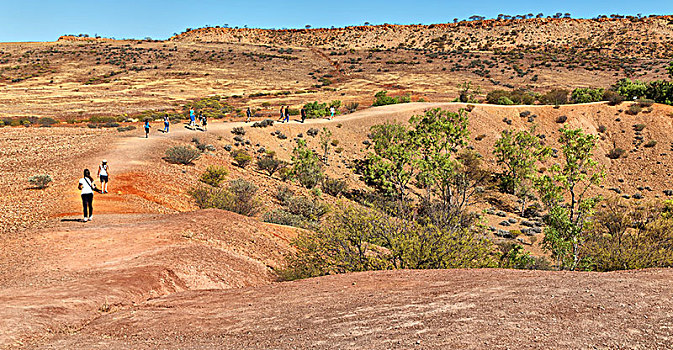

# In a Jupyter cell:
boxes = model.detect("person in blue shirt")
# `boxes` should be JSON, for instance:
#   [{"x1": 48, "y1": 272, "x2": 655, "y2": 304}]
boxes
[
  {"x1": 163, "y1": 114, "x2": 170, "y2": 133},
  {"x1": 144, "y1": 119, "x2": 150, "y2": 138},
  {"x1": 189, "y1": 108, "x2": 195, "y2": 127}
]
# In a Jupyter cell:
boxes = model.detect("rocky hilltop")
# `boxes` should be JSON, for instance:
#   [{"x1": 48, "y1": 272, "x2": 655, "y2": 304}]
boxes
[{"x1": 171, "y1": 16, "x2": 673, "y2": 58}]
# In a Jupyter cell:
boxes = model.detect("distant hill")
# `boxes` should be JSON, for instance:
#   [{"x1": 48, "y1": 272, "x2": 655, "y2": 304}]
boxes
[{"x1": 171, "y1": 16, "x2": 673, "y2": 58}]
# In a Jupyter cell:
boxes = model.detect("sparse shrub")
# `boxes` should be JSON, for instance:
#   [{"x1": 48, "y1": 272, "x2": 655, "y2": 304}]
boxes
[
  {"x1": 231, "y1": 127, "x2": 246, "y2": 135},
  {"x1": 199, "y1": 165, "x2": 228, "y2": 187},
  {"x1": 555, "y1": 115, "x2": 568, "y2": 123},
  {"x1": 36, "y1": 117, "x2": 58, "y2": 127},
  {"x1": 627, "y1": 104, "x2": 642, "y2": 115},
  {"x1": 474, "y1": 134, "x2": 487, "y2": 141},
  {"x1": 166, "y1": 145, "x2": 201, "y2": 165},
  {"x1": 322, "y1": 177, "x2": 348, "y2": 197},
  {"x1": 252, "y1": 119, "x2": 274, "y2": 128},
  {"x1": 345, "y1": 102, "x2": 359, "y2": 113},
  {"x1": 603, "y1": 90, "x2": 623, "y2": 105},
  {"x1": 117, "y1": 125, "x2": 136, "y2": 132},
  {"x1": 607, "y1": 147, "x2": 626, "y2": 159},
  {"x1": 231, "y1": 149, "x2": 252, "y2": 168},
  {"x1": 257, "y1": 155, "x2": 285, "y2": 176},
  {"x1": 190, "y1": 179, "x2": 260, "y2": 216},
  {"x1": 28, "y1": 174, "x2": 52, "y2": 189},
  {"x1": 634, "y1": 123, "x2": 646, "y2": 131},
  {"x1": 637, "y1": 98, "x2": 655, "y2": 107},
  {"x1": 539, "y1": 89, "x2": 569, "y2": 105},
  {"x1": 263, "y1": 209, "x2": 307, "y2": 228},
  {"x1": 486, "y1": 89, "x2": 535, "y2": 105},
  {"x1": 644, "y1": 140, "x2": 658, "y2": 148},
  {"x1": 306, "y1": 128, "x2": 319, "y2": 137},
  {"x1": 598, "y1": 125, "x2": 607, "y2": 133}
]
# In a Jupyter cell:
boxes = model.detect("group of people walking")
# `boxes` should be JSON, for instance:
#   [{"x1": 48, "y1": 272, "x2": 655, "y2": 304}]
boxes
[{"x1": 77, "y1": 160, "x2": 110, "y2": 222}]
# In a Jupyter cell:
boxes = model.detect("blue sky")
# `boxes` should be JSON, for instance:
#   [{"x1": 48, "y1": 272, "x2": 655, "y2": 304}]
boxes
[{"x1": 1, "y1": 0, "x2": 672, "y2": 42}]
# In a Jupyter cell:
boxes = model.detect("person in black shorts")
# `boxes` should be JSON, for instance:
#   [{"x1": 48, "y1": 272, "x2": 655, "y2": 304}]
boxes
[
  {"x1": 97, "y1": 159, "x2": 110, "y2": 194},
  {"x1": 201, "y1": 114, "x2": 208, "y2": 131},
  {"x1": 300, "y1": 106, "x2": 307, "y2": 123}
]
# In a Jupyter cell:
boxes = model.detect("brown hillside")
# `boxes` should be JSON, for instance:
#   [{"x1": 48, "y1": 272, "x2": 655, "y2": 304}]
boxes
[{"x1": 172, "y1": 16, "x2": 673, "y2": 57}]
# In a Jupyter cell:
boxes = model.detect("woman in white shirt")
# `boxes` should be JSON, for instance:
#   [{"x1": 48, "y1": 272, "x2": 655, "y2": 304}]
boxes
[
  {"x1": 97, "y1": 160, "x2": 109, "y2": 194},
  {"x1": 78, "y1": 169, "x2": 95, "y2": 222}
]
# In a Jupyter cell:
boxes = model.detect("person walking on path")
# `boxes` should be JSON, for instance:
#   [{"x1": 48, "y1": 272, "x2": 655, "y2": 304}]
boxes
[
  {"x1": 163, "y1": 114, "x2": 170, "y2": 133},
  {"x1": 189, "y1": 108, "x2": 196, "y2": 127},
  {"x1": 78, "y1": 169, "x2": 96, "y2": 222},
  {"x1": 201, "y1": 113, "x2": 208, "y2": 131},
  {"x1": 283, "y1": 105, "x2": 290, "y2": 123},
  {"x1": 144, "y1": 119, "x2": 150, "y2": 138},
  {"x1": 97, "y1": 160, "x2": 110, "y2": 194},
  {"x1": 330, "y1": 106, "x2": 336, "y2": 120},
  {"x1": 278, "y1": 106, "x2": 285, "y2": 122},
  {"x1": 246, "y1": 107, "x2": 252, "y2": 123},
  {"x1": 300, "y1": 106, "x2": 306, "y2": 123}
]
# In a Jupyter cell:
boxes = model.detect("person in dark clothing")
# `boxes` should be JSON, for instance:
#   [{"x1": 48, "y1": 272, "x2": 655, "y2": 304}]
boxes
[
  {"x1": 279, "y1": 106, "x2": 285, "y2": 122},
  {"x1": 283, "y1": 105, "x2": 290, "y2": 123},
  {"x1": 246, "y1": 107, "x2": 252, "y2": 123},
  {"x1": 78, "y1": 169, "x2": 96, "y2": 222},
  {"x1": 300, "y1": 107, "x2": 307, "y2": 123},
  {"x1": 201, "y1": 114, "x2": 208, "y2": 131}
]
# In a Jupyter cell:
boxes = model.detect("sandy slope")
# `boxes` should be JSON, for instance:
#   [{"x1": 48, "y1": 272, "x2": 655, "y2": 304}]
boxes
[{"x1": 3, "y1": 102, "x2": 673, "y2": 349}]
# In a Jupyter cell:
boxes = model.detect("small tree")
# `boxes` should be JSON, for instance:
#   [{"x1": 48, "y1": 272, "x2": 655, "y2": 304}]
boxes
[
  {"x1": 319, "y1": 127, "x2": 333, "y2": 164},
  {"x1": 292, "y1": 139, "x2": 323, "y2": 188},
  {"x1": 535, "y1": 128, "x2": 604, "y2": 270},
  {"x1": 493, "y1": 126, "x2": 550, "y2": 215},
  {"x1": 667, "y1": 61, "x2": 673, "y2": 79},
  {"x1": 362, "y1": 122, "x2": 415, "y2": 202}
]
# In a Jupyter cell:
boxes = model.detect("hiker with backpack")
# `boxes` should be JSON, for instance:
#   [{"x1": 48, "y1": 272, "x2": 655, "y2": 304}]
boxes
[
  {"x1": 78, "y1": 169, "x2": 96, "y2": 222},
  {"x1": 97, "y1": 160, "x2": 110, "y2": 194},
  {"x1": 201, "y1": 113, "x2": 208, "y2": 131}
]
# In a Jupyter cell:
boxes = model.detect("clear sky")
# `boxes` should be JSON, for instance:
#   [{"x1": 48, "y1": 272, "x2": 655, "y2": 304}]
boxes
[{"x1": 1, "y1": 0, "x2": 672, "y2": 42}]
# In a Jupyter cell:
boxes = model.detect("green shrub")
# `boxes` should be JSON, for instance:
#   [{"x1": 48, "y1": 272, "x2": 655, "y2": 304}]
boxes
[
  {"x1": 165, "y1": 146, "x2": 200, "y2": 165},
  {"x1": 292, "y1": 139, "x2": 323, "y2": 188},
  {"x1": 231, "y1": 149, "x2": 252, "y2": 168},
  {"x1": 28, "y1": 174, "x2": 52, "y2": 189},
  {"x1": 644, "y1": 140, "x2": 658, "y2": 148},
  {"x1": 637, "y1": 98, "x2": 655, "y2": 107},
  {"x1": 634, "y1": 123, "x2": 646, "y2": 131},
  {"x1": 486, "y1": 89, "x2": 535, "y2": 105},
  {"x1": 322, "y1": 177, "x2": 348, "y2": 197},
  {"x1": 263, "y1": 209, "x2": 307, "y2": 228},
  {"x1": 37, "y1": 117, "x2": 58, "y2": 126},
  {"x1": 627, "y1": 104, "x2": 642, "y2": 115},
  {"x1": 497, "y1": 96, "x2": 514, "y2": 105},
  {"x1": 190, "y1": 179, "x2": 260, "y2": 216},
  {"x1": 256, "y1": 155, "x2": 285, "y2": 176},
  {"x1": 199, "y1": 165, "x2": 228, "y2": 187},
  {"x1": 571, "y1": 88, "x2": 604, "y2": 103},
  {"x1": 281, "y1": 204, "x2": 494, "y2": 280},
  {"x1": 372, "y1": 90, "x2": 410, "y2": 106},
  {"x1": 231, "y1": 127, "x2": 246, "y2": 135},
  {"x1": 607, "y1": 148, "x2": 626, "y2": 159},
  {"x1": 303, "y1": 101, "x2": 328, "y2": 118}
]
